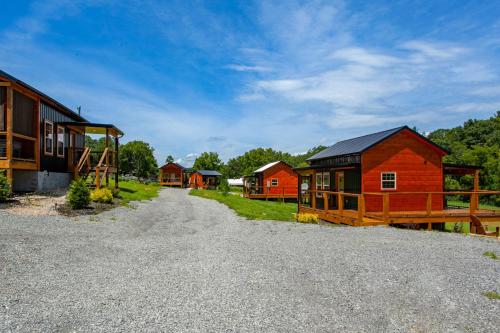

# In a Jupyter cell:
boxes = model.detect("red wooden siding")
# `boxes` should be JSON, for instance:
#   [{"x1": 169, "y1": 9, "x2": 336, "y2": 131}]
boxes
[
  {"x1": 189, "y1": 173, "x2": 204, "y2": 188},
  {"x1": 362, "y1": 129, "x2": 444, "y2": 212},
  {"x1": 160, "y1": 163, "x2": 183, "y2": 180},
  {"x1": 261, "y1": 162, "x2": 298, "y2": 195}
]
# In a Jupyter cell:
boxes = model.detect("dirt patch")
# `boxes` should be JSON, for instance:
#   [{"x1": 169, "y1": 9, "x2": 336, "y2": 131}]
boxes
[{"x1": 0, "y1": 193, "x2": 66, "y2": 216}]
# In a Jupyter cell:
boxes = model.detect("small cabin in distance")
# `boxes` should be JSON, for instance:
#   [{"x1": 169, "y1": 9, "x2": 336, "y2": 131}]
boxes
[
  {"x1": 159, "y1": 162, "x2": 189, "y2": 187},
  {"x1": 189, "y1": 170, "x2": 222, "y2": 189},
  {"x1": 296, "y1": 126, "x2": 500, "y2": 233},
  {"x1": 243, "y1": 161, "x2": 298, "y2": 200}
]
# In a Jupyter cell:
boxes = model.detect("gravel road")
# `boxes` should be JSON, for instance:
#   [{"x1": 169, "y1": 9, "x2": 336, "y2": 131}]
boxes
[{"x1": 1, "y1": 188, "x2": 499, "y2": 332}]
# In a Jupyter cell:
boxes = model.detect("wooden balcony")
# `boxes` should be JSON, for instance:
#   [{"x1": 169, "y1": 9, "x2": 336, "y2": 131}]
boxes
[
  {"x1": 298, "y1": 190, "x2": 500, "y2": 237},
  {"x1": 243, "y1": 185, "x2": 298, "y2": 200}
]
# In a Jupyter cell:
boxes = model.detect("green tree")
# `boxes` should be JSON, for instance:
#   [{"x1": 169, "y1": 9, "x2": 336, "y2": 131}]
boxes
[
  {"x1": 0, "y1": 172, "x2": 10, "y2": 202},
  {"x1": 119, "y1": 141, "x2": 158, "y2": 179},
  {"x1": 165, "y1": 155, "x2": 175, "y2": 164},
  {"x1": 193, "y1": 152, "x2": 223, "y2": 171}
]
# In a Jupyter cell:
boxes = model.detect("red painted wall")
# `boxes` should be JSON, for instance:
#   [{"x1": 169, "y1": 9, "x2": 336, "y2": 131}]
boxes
[
  {"x1": 362, "y1": 129, "x2": 445, "y2": 212},
  {"x1": 189, "y1": 173, "x2": 204, "y2": 188},
  {"x1": 261, "y1": 162, "x2": 298, "y2": 195},
  {"x1": 160, "y1": 163, "x2": 183, "y2": 181}
]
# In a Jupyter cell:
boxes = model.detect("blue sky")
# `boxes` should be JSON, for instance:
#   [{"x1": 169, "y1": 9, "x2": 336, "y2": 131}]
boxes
[{"x1": 1, "y1": 1, "x2": 499, "y2": 166}]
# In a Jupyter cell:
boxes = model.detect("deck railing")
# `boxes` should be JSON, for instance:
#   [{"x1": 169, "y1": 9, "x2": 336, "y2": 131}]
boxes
[
  {"x1": 299, "y1": 189, "x2": 500, "y2": 231},
  {"x1": 243, "y1": 185, "x2": 298, "y2": 198}
]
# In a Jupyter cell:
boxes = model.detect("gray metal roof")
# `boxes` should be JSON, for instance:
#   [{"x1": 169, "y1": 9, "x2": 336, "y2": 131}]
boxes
[
  {"x1": 307, "y1": 127, "x2": 405, "y2": 161},
  {"x1": 197, "y1": 170, "x2": 222, "y2": 176}
]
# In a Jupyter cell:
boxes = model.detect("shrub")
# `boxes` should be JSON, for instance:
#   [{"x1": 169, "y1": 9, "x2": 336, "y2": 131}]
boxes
[
  {"x1": 111, "y1": 187, "x2": 120, "y2": 198},
  {"x1": 0, "y1": 172, "x2": 10, "y2": 202},
  {"x1": 67, "y1": 178, "x2": 90, "y2": 209},
  {"x1": 90, "y1": 188, "x2": 114, "y2": 203},
  {"x1": 293, "y1": 213, "x2": 320, "y2": 224},
  {"x1": 483, "y1": 251, "x2": 498, "y2": 260},
  {"x1": 218, "y1": 178, "x2": 230, "y2": 196}
]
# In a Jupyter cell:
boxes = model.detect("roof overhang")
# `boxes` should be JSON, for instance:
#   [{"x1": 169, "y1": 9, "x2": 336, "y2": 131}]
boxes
[
  {"x1": 58, "y1": 122, "x2": 124, "y2": 137},
  {"x1": 443, "y1": 163, "x2": 481, "y2": 175}
]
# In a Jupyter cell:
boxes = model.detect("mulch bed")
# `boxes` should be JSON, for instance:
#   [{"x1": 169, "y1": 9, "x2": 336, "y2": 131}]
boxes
[{"x1": 55, "y1": 200, "x2": 120, "y2": 217}]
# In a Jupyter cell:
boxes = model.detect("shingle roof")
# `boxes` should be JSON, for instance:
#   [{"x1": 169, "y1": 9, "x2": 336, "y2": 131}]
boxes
[
  {"x1": 197, "y1": 170, "x2": 222, "y2": 176},
  {"x1": 307, "y1": 126, "x2": 448, "y2": 161},
  {"x1": 159, "y1": 162, "x2": 186, "y2": 170},
  {"x1": 254, "y1": 161, "x2": 281, "y2": 173}
]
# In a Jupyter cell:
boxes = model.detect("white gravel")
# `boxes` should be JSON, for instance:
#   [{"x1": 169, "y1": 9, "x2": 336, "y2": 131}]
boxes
[{"x1": 1, "y1": 188, "x2": 499, "y2": 332}]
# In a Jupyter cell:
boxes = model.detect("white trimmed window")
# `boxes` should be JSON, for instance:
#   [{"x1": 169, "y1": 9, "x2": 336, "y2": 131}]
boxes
[
  {"x1": 381, "y1": 172, "x2": 396, "y2": 190},
  {"x1": 57, "y1": 126, "x2": 65, "y2": 157},
  {"x1": 44, "y1": 120, "x2": 53, "y2": 156},
  {"x1": 271, "y1": 178, "x2": 278, "y2": 187}
]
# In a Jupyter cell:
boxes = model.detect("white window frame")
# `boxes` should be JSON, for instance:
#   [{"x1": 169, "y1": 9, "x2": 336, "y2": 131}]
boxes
[
  {"x1": 56, "y1": 125, "x2": 65, "y2": 158},
  {"x1": 316, "y1": 173, "x2": 323, "y2": 197},
  {"x1": 381, "y1": 172, "x2": 397, "y2": 190},
  {"x1": 271, "y1": 178, "x2": 278, "y2": 187},
  {"x1": 44, "y1": 120, "x2": 54, "y2": 156}
]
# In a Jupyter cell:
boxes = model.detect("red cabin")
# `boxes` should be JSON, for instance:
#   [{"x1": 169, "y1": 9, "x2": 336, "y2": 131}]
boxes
[
  {"x1": 189, "y1": 170, "x2": 222, "y2": 190},
  {"x1": 159, "y1": 162, "x2": 188, "y2": 187},
  {"x1": 296, "y1": 126, "x2": 500, "y2": 231},
  {"x1": 243, "y1": 161, "x2": 298, "y2": 200}
]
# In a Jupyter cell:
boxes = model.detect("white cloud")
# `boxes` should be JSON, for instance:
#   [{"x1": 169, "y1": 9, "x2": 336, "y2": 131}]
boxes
[
  {"x1": 330, "y1": 47, "x2": 400, "y2": 67},
  {"x1": 226, "y1": 64, "x2": 272, "y2": 72},
  {"x1": 400, "y1": 40, "x2": 467, "y2": 59},
  {"x1": 470, "y1": 85, "x2": 500, "y2": 96}
]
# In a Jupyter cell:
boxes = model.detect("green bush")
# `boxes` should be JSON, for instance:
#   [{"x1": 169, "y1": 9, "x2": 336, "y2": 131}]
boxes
[
  {"x1": 67, "y1": 178, "x2": 90, "y2": 209},
  {"x1": 218, "y1": 178, "x2": 230, "y2": 196},
  {"x1": 90, "y1": 188, "x2": 113, "y2": 203},
  {"x1": 0, "y1": 172, "x2": 10, "y2": 202}
]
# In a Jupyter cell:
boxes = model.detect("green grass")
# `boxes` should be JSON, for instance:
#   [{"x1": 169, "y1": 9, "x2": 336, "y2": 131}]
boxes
[
  {"x1": 447, "y1": 200, "x2": 500, "y2": 211},
  {"x1": 189, "y1": 189, "x2": 296, "y2": 221},
  {"x1": 483, "y1": 251, "x2": 498, "y2": 260},
  {"x1": 482, "y1": 291, "x2": 500, "y2": 300},
  {"x1": 108, "y1": 180, "x2": 160, "y2": 205},
  {"x1": 229, "y1": 186, "x2": 243, "y2": 193}
]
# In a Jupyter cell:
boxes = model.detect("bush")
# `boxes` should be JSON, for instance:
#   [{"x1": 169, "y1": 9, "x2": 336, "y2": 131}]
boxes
[
  {"x1": 0, "y1": 172, "x2": 10, "y2": 202},
  {"x1": 218, "y1": 178, "x2": 230, "y2": 196},
  {"x1": 67, "y1": 178, "x2": 90, "y2": 209},
  {"x1": 90, "y1": 188, "x2": 114, "y2": 203},
  {"x1": 111, "y1": 187, "x2": 120, "y2": 198},
  {"x1": 293, "y1": 213, "x2": 320, "y2": 224}
]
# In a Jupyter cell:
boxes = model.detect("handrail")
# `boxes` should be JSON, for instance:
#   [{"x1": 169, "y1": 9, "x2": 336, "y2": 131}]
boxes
[
  {"x1": 97, "y1": 148, "x2": 108, "y2": 168},
  {"x1": 76, "y1": 147, "x2": 91, "y2": 173}
]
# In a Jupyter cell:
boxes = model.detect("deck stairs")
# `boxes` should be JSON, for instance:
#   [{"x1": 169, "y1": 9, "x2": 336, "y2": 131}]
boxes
[{"x1": 75, "y1": 148, "x2": 111, "y2": 189}]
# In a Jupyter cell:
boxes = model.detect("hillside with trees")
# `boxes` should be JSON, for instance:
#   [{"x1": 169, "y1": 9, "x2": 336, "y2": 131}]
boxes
[{"x1": 428, "y1": 112, "x2": 500, "y2": 198}]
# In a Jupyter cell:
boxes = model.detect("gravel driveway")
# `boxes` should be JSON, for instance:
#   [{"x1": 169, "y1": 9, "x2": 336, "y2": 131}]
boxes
[{"x1": 1, "y1": 188, "x2": 499, "y2": 332}]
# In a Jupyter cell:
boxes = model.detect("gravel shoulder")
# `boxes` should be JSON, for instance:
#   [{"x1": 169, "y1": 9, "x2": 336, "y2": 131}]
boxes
[{"x1": 1, "y1": 188, "x2": 499, "y2": 332}]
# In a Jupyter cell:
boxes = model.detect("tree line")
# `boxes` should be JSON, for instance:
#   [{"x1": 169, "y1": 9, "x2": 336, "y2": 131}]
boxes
[{"x1": 85, "y1": 112, "x2": 499, "y2": 194}]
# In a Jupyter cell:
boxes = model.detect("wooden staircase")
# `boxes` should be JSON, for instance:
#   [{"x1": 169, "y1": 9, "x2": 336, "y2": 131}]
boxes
[
  {"x1": 470, "y1": 215, "x2": 500, "y2": 237},
  {"x1": 74, "y1": 148, "x2": 113, "y2": 189}
]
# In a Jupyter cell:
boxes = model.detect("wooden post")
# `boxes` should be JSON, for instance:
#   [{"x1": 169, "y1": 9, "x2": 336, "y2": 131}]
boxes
[
  {"x1": 105, "y1": 129, "x2": 109, "y2": 187},
  {"x1": 356, "y1": 194, "x2": 365, "y2": 226},
  {"x1": 338, "y1": 193, "x2": 343, "y2": 215},
  {"x1": 470, "y1": 193, "x2": 478, "y2": 214},
  {"x1": 95, "y1": 167, "x2": 100, "y2": 189},
  {"x1": 114, "y1": 136, "x2": 119, "y2": 189},
  {"x1": 426, "y1": 193, "x2": 433, "y2": 230},
  {"x1": 473, "y1": 169, "x2": 480, "y2": 209},
  {"x1": 323, "y1": 192, "x2": 329, "y2": 211},
  {"x1": 5, "y1": 87, "x2": 13, "y2": 189},
  {"x1": 383, "y1": 193, "x2": 390, "y2": 223},
  {"x1": 312, "y1": 190, "x2": 316, "y2": 209}
]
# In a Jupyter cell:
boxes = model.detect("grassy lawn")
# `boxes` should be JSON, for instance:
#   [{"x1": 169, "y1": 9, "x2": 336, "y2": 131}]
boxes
[
  {"x1": 447, "y1": 200, "x2": 500, "y2": 211},
  {"x1": 108, "y1": 180, "x2": 160, "y2": 205},
  {"x1": 229, "y1": 186, "x2": 243, "y2": 193},
  {"x1": 189, "y1": 189, "x2": 296, "y2": 221}
]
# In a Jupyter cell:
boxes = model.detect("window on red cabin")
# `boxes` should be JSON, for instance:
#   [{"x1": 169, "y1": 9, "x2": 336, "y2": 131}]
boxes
[
  {"x1": 271, "y1": 178, "x2": 278, "y2": 187},
  {"x1": 381, "y1": 172, "x2": 396, "y2": 190}
]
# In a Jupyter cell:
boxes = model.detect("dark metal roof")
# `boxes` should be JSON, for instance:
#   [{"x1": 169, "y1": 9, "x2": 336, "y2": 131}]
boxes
[
  {"x1": 307, "y1": 126, "x2": 448, "y2": 161},
  {"x1": 197, "y1": 170, "x2": 222, "y2": 176},
  {"x1": 0, "y1": 69, "x2": 86, "y2": 122},
  {"x1": 159, "y1": 162, "x2": 186, "y2": 170}
]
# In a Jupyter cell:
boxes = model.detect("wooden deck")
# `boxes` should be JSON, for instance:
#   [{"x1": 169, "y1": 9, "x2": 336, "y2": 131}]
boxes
[
  {"x1": 243, "y1": 186, "x2": 298, "y2": 200},
  {"x1": 298, "y1": 190, "x2": 500, "y2": 236},
  {"x1": 159, "y1": 181, "x2": 183, "y2": 187}
]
